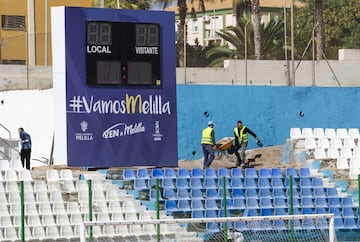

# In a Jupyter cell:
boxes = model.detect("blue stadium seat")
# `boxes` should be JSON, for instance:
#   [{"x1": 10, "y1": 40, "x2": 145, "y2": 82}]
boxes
[
  {"x1": 177, "y1": 189, "x2": 190, "y2": 200},
  {"x1": 245, "y1": 188, "x2": 258, "y2": 199},
  {"x1": 204, "y1": 168, "x2": 217, "y2": 178},
  {"x1": 271, "y1": 168, "x2": 283, "y2": 178},
  {"x1": 260, "y1": 208, "x2": 273, "y2": 216},
  {"x1": 234, "y1": 221, "x2": 247, "y2": 231},
  {"x1": 137, "y1": 168, "x2": 150, "y2": 179},
  {"x1": 328, "y1": 197, "x2": 341, "y2": 207},
  {"x1": 161, "y1": 178, "x2": 175, "y2": 189},
  {"x1": 259, "y1": 188, "x2": 272, "y2": 198},
  {"x1": 285, "y1": 168, "x2": 298, "y2": 178},
  {"x1": 191, "y1": 210, "x2": 204, "y2": 218},
  {"x1": 244, "y1": 168, "x2": 257, "y2": 178},
  {"x1": 176, "y1": 178, "x2": 189, "y2": 189},
  {"x1": 217, "y1": 189, "x2": 231, "y2": 199},
  {"x1": 290, "y1": 208, "x2": 301, "y2": 215},
  {"x1": 219, "y1": 221, "x2": 233, "y2": 230},
  {"x1": 205, "y1": 210, "x2": 217, "y2": 218},
  {"x1": 341, "y1": 197, "x2": 353, "y2": 207},
  {"x1": 342, "y1": 207, "x2": 356, "y2": 218},
  {"x1": 205, "y1": 189, "x2": 219, "y2": 200},
  {"x1": 231, "y1": 178, "x2": 244, "y2": 189},
  {"x1": 315, "y1": 197, "x2": 327, "y2": 208},
  {"x1": 300, "y1": 178, "x2": 313, "y2": 189},
  {"x1": 301, "y1": 197, "x2": 314, "y2": 208},
  {"x1": 258, "y1": 178, "x2": 271, "y2": 189},
  {"x1": 246, "y1": 198, "x2": 259, "y2": 209},
  {"x1": 151, "y1": 168, "x2": 164, "y2": 179},
  {"x1": 164, "y1": 168, "x2": 177, "y2": 179},
  {"x1": 300, "y1": 188, "x2": 313, "y2": 198},
  {"x1": 329, "y1": 207, "x2": 342, "y2": 218},
  {"x1": 218, "y1": 209, "x2": 231, "y2": 218},
  {"x1": 274, "y1": 207, "x2": 287, "y2": 215},
  {"x1": 232, "y1": 189, "x2": 245, "y2": 199},
  {"x1": 316, "y1": 218, "x2": 329, "y2": 229},
  {"x1": 334, "y1": 218, "x2": 344, "y2": 229},
  {"x1": 163, "y1": 188, "x2": 176, "y2": 200},
  {"x1": 260, "y1": 198, "x2": 273, "y2": 209},
  {"x1": 313, "y1": 187, "x2": 326, "y2": 198},
  {"x1": 343, "y1": 218, "x2": 358, "y2": 229},
  {"x1": 326, "y1": 187, "x2": 339, "y2": 198},
  {"x1": 191, "y1": 199, "x2": 204, "y2": 211},
  {"x1": 165, "y1": 200, "x2": 178, "y2": 212},
  {"x1": 150, "y1": 189, "x2": 163, "y2": 201},
  {"x1": 134, "y1": 179, "x2": 148, "y2": 190},
  {"x1": 231, "y1": 168, "x2": 244, "y2": 178},
  {"x1": 299, "y1": 167, "x2": 311, "y2": 178},
  {"x1": 259, "y1": 168, "x2": 272, "y2": 178},
  {"x1": 271, "y1": 178, "x2": 284, "y2": 189},
  {"x1": 220, "y1": 199, "x2": 233, "y2": 210},
  {"x1": 123, "y1": 169, "x2": 136, "y2": 180},
  {"x1": 217, "y1": 168, "x2": 230, "y2": 178},
  {"x1": 274, "y1": 198, "x2": 287, "y2": 208},
  {"x1": 273, "y1": 220, "x2": 287, "y2": 230},
  {"x1": 288, "y1": 198, "x2": 300, "y2": 208},
  {"x1": 232, "y1": 198, "x2": 245, "y2": 210},
  {"x1": 244, "y1": 209, "x2": 258, "y2": 217},
  {"x1": 190, "y1": 189, "x2": 203, "y2": 200},
  {"x1": 288, "y1": 220, "x2": 302, "y2": 230},
  {"x1": 285, "y1": 177, "x2": 297, "y2": 188},
  {"x1": 148, "y1": 178, "x2": 157, "y2": 189},
  {"x1": 301, "y1": 207, "x2": 313, "y2": 215},
  {"x1": 302, "y1": 218, "x2": 315, "y2": 229},
  {"x1": 312, "y1": 178, "x2": 324, "y2": 188},
  {"x1": 272, "y1": 188, "x2": 285, "y2": 199},
  {"x1": 287, "y1": 188, "x2": 301, "y2": 198},
  {"x1": 191, "y1": 168, "x2": 203, "y2": 178},
  {"x1": 218, "y1": 177, "x2": 231, "y2": 188},
  {"x1": 244, "y1": 178, "x2": 257, "y2": 189},
  {"x1": 177, "y1": 168, "x2": 190, "y2": 178},
  {"x1": 205, "y1": 199, "x2": 219, "y2": 210},
  {"x1": 190, "y1": 178, "x2": 203, "y2": 189},
  {"x1": 204, "y1": 178, "x2": 217, "y2": 189},
  {"x1": 177, "y1": 200, "x2": 191, "y2": 211},
  {"x1": 315, "y1": 207, "x2": 327, "y2": 214},
  {"x1": 260, "y1": 220, "x2": 273, "y2": 230},
  {"x1": 206, "y1": 222, "x2": 219, "y2": 233}
]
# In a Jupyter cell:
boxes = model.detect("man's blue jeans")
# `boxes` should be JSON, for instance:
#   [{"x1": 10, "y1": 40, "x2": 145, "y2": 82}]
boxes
[{"x1": 202, "y1": 144, "x2": 214, "y2": 168}]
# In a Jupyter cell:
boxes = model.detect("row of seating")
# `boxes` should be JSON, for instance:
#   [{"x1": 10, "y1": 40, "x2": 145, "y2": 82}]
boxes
[
  {"x1": 305, "y1": 137, "x2": 360, "y2": 150},
  {"x1": 124, "y1": 167, "x2": 314, "y2": 180},
  {"x1": 290, "y1": 127, "x2": 360, "y2": 140}
]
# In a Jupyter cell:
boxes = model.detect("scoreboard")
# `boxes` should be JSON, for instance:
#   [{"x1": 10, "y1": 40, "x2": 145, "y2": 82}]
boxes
[{"x1": 51, "y1": 7, "x2": 177, "y2": 168}]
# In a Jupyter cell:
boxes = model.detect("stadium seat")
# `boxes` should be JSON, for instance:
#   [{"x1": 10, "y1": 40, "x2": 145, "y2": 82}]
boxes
[
  {"x1": 123, "y1": 169, "x2": 136, "y2": 180},
  {"x1": 272, "y1": 188, "x2": 285, "y2": 199},
  {"x1": 190, "y1": 178, "x2": 203, "y2": 189},
  {"x1": 205, "y1": 188, "x2": 218, "y2": 199},
  {"x1": 260, "y1": 198, "x2": 273, "y2": 209},
  {"x1": 285, "y1": 168, "x2": 299, "y2": 178},
  {"x1": 244, "y1": 178, "x2": 257, "y2": 189},
  {"x1": 316, "y1": 217, "x2": 329, "y2": 229},
  {"x1": 271, "y1": 168, "x2": 283, "y2": 178},
  {"x1": 191, "y1": 168, "x2": 203, "y2": 178},
  {"x1": 343, "y1": 137, "x2": 356, "y2": 148},
  {"x1": 177, "y1": 168, "x2": 190, "y2": 178},
  {"x1": 312, "y1": 178, "x2": 324, "y2": 188},
  {"x1": 348, "y1": 128, "x2": 360, "y2": 139},
  {"x1": 218, "y1": 188, "x2": 231, "y2": 199},
  {"x1": 336, "y1": 157, "x2": 349, "y2": 169},
  {"x1": 302, "y1": 218, "x2": 315, "y2": 229},
  {"x1": 5, "y1": 170, "x2": 18, "y2": 181},
  {"x1": 259, "y1": 188, "x2": 272, "y2": 198},
  {"x1": 204, "y1": 178, "x2": 217, "y2": 189},
  {"x1": 60, "y1": 169, "x2": 75, "y2": 180},
  {"x1": 287, "y1": 188, "x2": 301, "y2": 198},
  {"x1": 342, "y1": 207, "x2": 356, "y2": 218},
  {"x1": 220, "y1": 199, "x2": 233, "y2": 210},
  {"x1": 191, "y1": 199, "x2": 204, "y2": 211},
  {"x1": 260, "y1": 208, "x2": 273, "y2": 216},
  {"x1": 340, "y1": 147, "x2": 353, "y2": 159},
  {"x1": 326, "y1": 187, "x2": 339, "y2": 198},
  {"x1": 330, "y1": 137, "x2": 343, "y2": 149},
  {"x1": 151, "y1": 168, "x2": 164, "y2": 179},
  {"x1": 314, "y1": 148, "x2": 327, "y2": 159},
  {"x1": 175, "y1": 178, "x2": 189, "y2": 189},
  {"x1": 273, "y1": 220, "x2": 287, "y2": 230},
  {"x1": 318, "y1": 137, "x2": 330, "y2": 149},
  {"x1": 230, "y1": 178, "x2": 244, "y2": 188},
  {"x1": 341, "y1": 197, "x2": 353, "y2": 207},
  {"x1": 301, "y1": 197, "x2": 314, "y2": 208},
  {"x1": 290, "y1": 128, "x2": 302, "y2": 139},
  {"x1": 343, "y1": 218, "x2": 357, "y2": 229},
  {"x1": 244, "y1": 168, "x2": 257, "y2": 178},
  {"x1": 300, "y1": 177, "x2": 313, "y2": 189},
  {"x1": 191, "y1": 210, "x2": 204, "y2": 218},
  {"x1": 271, "y1": 178, "x2": 284, "y2": 189},
  {"x1": 178, "y1": 200, "x2": 191, "y2": 211},
  {"x1": 328, "y1": 197, "x2": 341, "y2": 207},
  {"x1": 163, "y1": 168, "x2": 177, "y2": 179},
  {"x1": 302, "y1": 128, "x2": 314, "y2": 138},
  {"x1": 232, "y1": 198, "x2": 246, "y2": 210},
  {"x1": 27, "y1": 214, "x2": 42, "y2": 227},
  {"x1": 218, "y1": 177, "x2": 231, "y2": 188},
  {"x1": 230, "y1": 168, "x2": 244, "y2": 178},
  {"x1": 246, "y1": 198, "x2": 259, "y2": 209},
  {"x1": 288, "y1": 198, "x2": 300, "y2": 208},
  {"x1": 313, "y1": 128, "x2": 325, "y2": 139},
  {"x1": 190, "y1": 189, "x2": 203, "y2": 200},
  {"x1": 352, "y1": 147, "x2": 360, "y2": 157},
  {"x1": 234, "y1": 221, "x2": 247, "y2": 231},
  {"x1": 137, "y1": 168, "x2": 150, "y2": 179},
  {"x1": 177, "y1": 189, "x2": 190, "y2": 200},
  {"x1": 329, "y1": 207, "x2": 342, "y2": 218},
  {"x1": 299, "y1": 167, "x2": 311, "y2": 178},
  {"x1": 258, "y1": 178, "x2": 271, "y2": 188},
  {"x1": 206, "y1": 222, "x2": 219, "y2": 233},
  {"x1": 258, "y1": 168, "x2": 272, "y2": 178},
  {"x1": 18, "y1": 169, "x2": 33, "y2": 181},
  {"x1": 313, "y1": 187, "x2": 326, "y2": 198},
  {"x1": 315, "y1": 207, "x2": 327, "y2": 214},
  {"x1": 232, "y1": 188, "x2": 245, "y2": 199},
  {"x1": 134, "y1": 179, "x2": 148, "y2": 190},
  {"x1": 0, "y1": 161, "x2": 10, "y2": 170},
  {"x1": 304, "y1": 137, "x2": 317, "y2": 149},
  {"x1": 205, "y1": 199, "x2": 219, "y2": 210},
  {"x1": 47, "y1": 169, "x2": 60, "y2": 181},
  {"x1": 204, "y1": 167, "x2": 217, "y2": 178},
  {"x1": 161, "y1": 178, "x2": 175, "y2": 189},
  {"x1": 205, "y1": 210, "x2": 218, "y2": 218},
  {"x1": 217, "y1": 168, "x2": 230, "y2": 178},
  {"x1": 274, "y1": 198, "x2": 287, "y2": 208},
  {"x1": 4, "y1": 227, "x2": 18, "y2": 240},
  {"x1": 334, "y1": 218, "x2": 344, "y2": 229},
  {"x1": 163, "y1": 188, "x2": 176, "y2": 200},
  {"x1": 325, "y1": 128, "x2": 337, "y2": 139},
  {"x1": 164, "y1": 200, "x2": 177, "y2": 212},
  {"x1": 315, "y1": 197, "x2": 328, "y2": 208},
  {"x1": 284, "y1": 177, "x2": 297, "y2": 188},
  {"x1": 244, "y1": 209, "x2": 258, "y2": 217},
  {"x1": 336, "y1": 128, "x2": 349, "y2": 139},
  {"x1": 245, "y1": 188, "x2": 258, "y2": 199}
]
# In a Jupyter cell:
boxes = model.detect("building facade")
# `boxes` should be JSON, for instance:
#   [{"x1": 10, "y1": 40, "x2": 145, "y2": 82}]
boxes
[{"x1": 0, "y1": 0, "x2": 93, "y2": 66}]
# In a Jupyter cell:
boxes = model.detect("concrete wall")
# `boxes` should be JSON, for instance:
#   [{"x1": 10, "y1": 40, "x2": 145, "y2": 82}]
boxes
[{"x1": 177, "y1": 85, "x2": 360, "y2": 160}]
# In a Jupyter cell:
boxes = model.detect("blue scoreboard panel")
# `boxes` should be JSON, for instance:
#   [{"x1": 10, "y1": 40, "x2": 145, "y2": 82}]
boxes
[{"x1": 51, "y1": 7, "x2": 177, "y2": 167}]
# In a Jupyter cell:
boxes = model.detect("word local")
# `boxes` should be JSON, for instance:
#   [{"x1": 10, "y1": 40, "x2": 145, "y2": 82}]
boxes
[{"x1": 87, "y1": 45, "x2": 111, "y2": 54}]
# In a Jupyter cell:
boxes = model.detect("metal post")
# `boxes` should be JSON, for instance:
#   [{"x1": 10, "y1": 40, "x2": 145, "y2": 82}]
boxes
[
  {"x1": 289, "y1": 176, "x2": 294, "y2": 242},
  {"x1": 88, "y1": 179, "x2": 93, "y2": 242},
  {"x1": 312, "y1": 26, "x2": 315, "y2": 86},
  {"x1": 184, "y1": 21, "x2": 187, "y2": 84},
  {"x1": 44, "y1": 0, "x2": 48, "y2": 66},
  {"x1": 156, "y1": 178, "x2": 160, "y2": 242},
  {"x1": 244, "y1": 20, "x2": 250, "y2": 85},
  {"x1": 290, "y1": 0, "x2": 295, "y2": 86},
  {"x1": 20, "y1": 181, "x2": 25, "y2": 242},
  {"x1": 329, "y1": 215, "x2": 335, "y2": 242},
  {"x1": 222, "y1": 176, "x2": 227, "y2": 242},
  {"x1": 284, "y1": 0, "x2": 290, "y2": 85}
]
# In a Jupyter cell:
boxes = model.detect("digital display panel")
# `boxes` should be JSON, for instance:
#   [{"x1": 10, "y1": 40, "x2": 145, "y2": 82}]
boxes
[{"x1": 86, "y1": 22, "x2": 161, "y2": 86}]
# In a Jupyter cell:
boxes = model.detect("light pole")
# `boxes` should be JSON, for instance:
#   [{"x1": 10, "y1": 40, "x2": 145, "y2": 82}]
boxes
[
  {"x1": 184, "y1": 18, "x2": 189, "y2": 84},
  {"x1": 290, "y1": 0, "x2": 295, "y2": 86},
  {"x1": 244, "y1": 20, "x2": 251, "y2": 85}
]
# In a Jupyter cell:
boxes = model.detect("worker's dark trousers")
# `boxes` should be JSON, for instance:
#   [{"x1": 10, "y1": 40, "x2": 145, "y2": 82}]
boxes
[
  {"x1": 234, "y1": 142, "x2": 248, "y2": 164},
  {"x1": 202, "y1": 144, "x2": 214, "y2": 168},
  {"x1": 21, "y1": 149, "x2": 31, "y2": 169}
]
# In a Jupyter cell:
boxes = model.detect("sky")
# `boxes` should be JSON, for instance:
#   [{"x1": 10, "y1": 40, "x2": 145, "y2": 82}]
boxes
[{"x1": 0, "y1": 89, "x2": 54, "y2": 168}]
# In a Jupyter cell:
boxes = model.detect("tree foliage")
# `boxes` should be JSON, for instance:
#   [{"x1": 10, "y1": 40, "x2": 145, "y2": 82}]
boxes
[{"x1": 295, "y1": 0, "x2": 360, "y2": 59}]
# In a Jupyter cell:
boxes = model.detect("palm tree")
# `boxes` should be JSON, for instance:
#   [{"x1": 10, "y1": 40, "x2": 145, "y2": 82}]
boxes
[
  {"x1": 251, "y1": 0, "x2": 261, "y2": 59},
  {"x1": 314, "y1": 0, "x2": 323, "y2": 60},
  {"x1": 205, "y1": 17, "x2": 284, "y2": 67}
]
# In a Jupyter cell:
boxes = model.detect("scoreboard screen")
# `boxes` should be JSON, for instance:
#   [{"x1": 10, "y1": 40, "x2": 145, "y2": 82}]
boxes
[{"x1": 86, "y1": 22, "x2": 161, "y2": 86}]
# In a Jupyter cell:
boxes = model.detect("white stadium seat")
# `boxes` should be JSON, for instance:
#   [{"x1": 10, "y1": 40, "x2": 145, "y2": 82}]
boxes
[
  {"x1": 313, "y1": 128, "x2": 325, "y2": 139},
  {"x1": 336, "y1": 128, "x2": 349, "y2": 139},
  {"x1": 302, "y1": 128, "x2": 314, "y2": 138},
  {"x1": 325, "y1": 128, "x2": 337, "y2": 139},
  {"x1": 348, "y1": 128, "x2": 360, "y2": 139},
  {"x1": 290, "y1": 128, "x2": 302, "y2": 139}
]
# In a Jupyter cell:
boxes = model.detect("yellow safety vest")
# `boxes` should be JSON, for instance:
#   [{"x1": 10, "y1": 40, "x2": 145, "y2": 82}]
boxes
[
  {"x1": 234, "y1": 126, "x2": 248, "y2": 143},
  {"x1": 201, "y1": 127, "x2": 214, "y2": 145}
]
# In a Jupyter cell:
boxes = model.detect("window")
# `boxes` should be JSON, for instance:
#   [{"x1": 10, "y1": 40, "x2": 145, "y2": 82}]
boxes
[
  {"x1": 193, "y1": 24, "x2": 198, "y2": 33},
  {"x1": 1, "y1": 15, "x2": 26, "y2": 30}
]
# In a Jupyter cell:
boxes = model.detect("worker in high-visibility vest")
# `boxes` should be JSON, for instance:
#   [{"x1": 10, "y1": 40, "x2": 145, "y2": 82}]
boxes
[
  {"x1": 201, "y1": 121, "x2": 216, "y2": 169},
  {"x1": 234, "y1": 120, "x2": 261, "y2": 166}
]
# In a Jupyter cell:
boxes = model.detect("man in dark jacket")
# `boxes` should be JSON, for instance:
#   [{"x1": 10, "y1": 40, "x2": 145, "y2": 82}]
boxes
[
  {"x1": 18, "y1": 127, "x2": 32, "y2": 169},
  {"x1": 234, "y1": 120, "x2": 260, "y2": 166}
]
